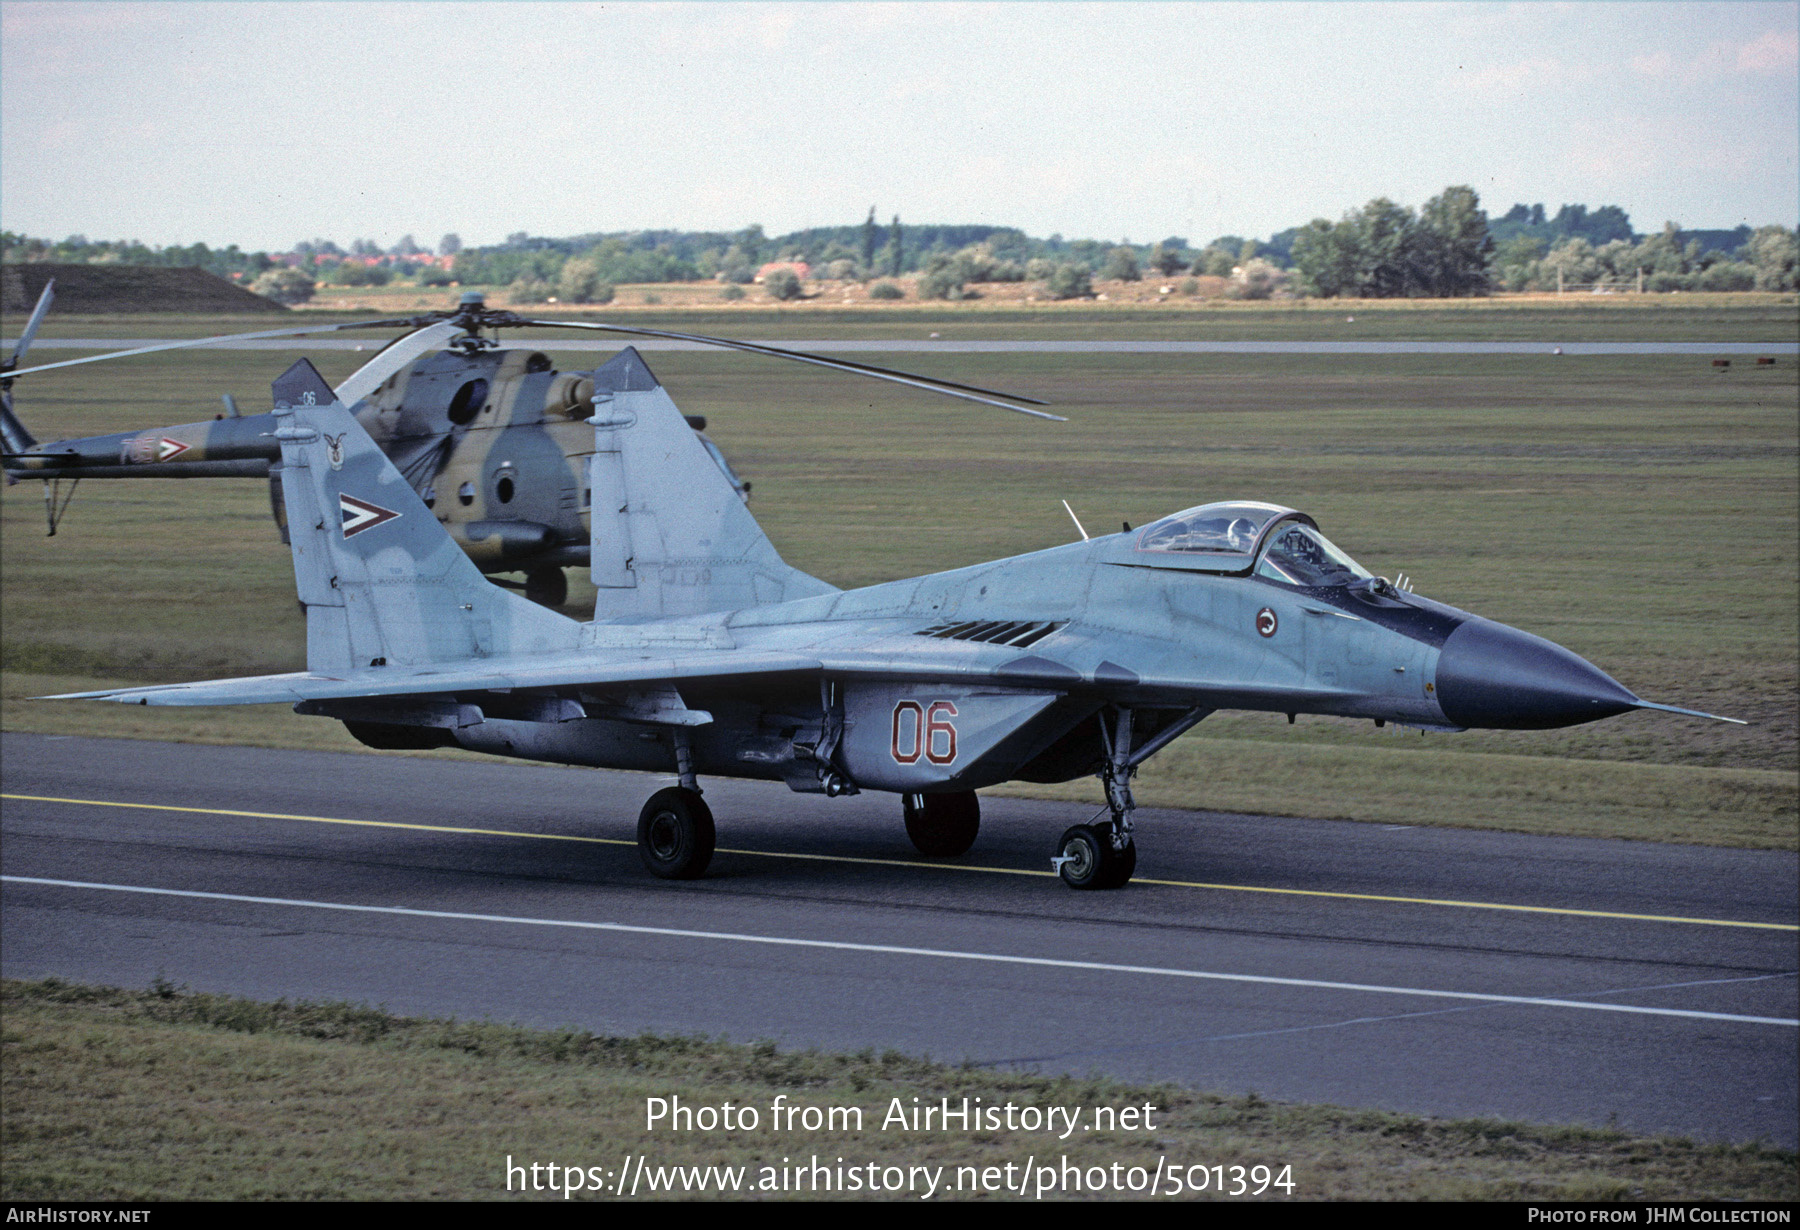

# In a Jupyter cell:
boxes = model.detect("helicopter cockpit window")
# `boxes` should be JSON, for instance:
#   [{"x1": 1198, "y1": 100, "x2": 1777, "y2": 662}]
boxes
[
  {"x1": 446, "y1": 380, "x2": 488, "y2": 426},
  {"x1": 1137, "y1": 502, "x2": 1288, "y2": 555},
  {"x1": 1255, "y1": 522, "x2": 1373, "y2": 588}
]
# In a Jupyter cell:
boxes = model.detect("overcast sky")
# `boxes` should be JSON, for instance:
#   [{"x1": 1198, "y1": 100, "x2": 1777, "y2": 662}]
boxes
[{"x1": 2, "y1": 1, "x2": 1795, "y2": 252}]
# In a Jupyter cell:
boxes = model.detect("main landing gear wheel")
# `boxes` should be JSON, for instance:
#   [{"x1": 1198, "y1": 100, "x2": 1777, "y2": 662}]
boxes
[
  {"x1": 637, "y1": 786, "x2": 715, "y2": 879},
  {"x1": 1054, "y1": 824, "x2": 1135, "y2": 890},
  {"x1": 524, "y1": 567, "x2": 568, "y2": 608},
  {"x1": 903, "y1": 791, "x2": 980, "y2": 857}
]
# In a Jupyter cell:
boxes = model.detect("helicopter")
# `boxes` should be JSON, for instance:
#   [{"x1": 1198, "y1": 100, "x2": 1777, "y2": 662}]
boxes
[
  {"x1": 43, "y1": 353, "x2": 1741, "y2": 889},
  {"x1": 1, "y1": 287, "x2": 1059, "y2": 606}
]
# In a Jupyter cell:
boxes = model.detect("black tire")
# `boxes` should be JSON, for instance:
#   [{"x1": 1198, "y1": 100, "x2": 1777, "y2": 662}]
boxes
[
  {"x1": 1055, "y1": 824, "x2": 1107, "y2": 889},
  {"x1": 637, "y1": 787, "x2": 715, "y2": 879},
  {"x1": 524, "y1": 567, "x2": 568, "y2": 608},
  {"x1": 1055, "y1": 824, "x2": 1133, "y2": 889},
  {"x1": 1099, "y1": 836, "x2": 1137, "y2": 889},
  {"x1": 903, "y1": 791, "x2": 980, "y2": 857}
]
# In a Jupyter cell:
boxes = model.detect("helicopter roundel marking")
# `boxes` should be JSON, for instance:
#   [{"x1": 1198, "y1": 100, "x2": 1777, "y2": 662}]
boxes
[
  {"x1": 155, "y1": 437, "x2": 190, "y2": 462},
  {"x1": 1256, "y1": 607, "x2": 1279, "y2": 638},
  {"x1": 339, "y1": 493, "x2": 401, "y2": 538}
]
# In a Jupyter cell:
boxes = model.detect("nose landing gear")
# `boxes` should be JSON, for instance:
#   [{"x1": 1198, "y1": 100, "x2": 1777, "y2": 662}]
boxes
[{"x1": 1050, "y1": 705, "x2": 1208, "y2": 890}]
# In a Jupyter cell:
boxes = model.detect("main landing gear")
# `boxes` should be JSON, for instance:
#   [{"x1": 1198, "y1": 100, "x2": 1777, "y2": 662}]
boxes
[
  {"x1": 903, "y1": 791, "x2": 980, "y2": 857},
  {"x1": 637, "y1": 786, "x2": 714, "y2": 879},
  {"x1": 636, "y1": 728, "x2": 713, "y2": 879}
]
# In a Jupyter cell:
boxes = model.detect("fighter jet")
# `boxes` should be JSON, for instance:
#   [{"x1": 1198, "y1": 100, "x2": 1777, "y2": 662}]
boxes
[{"x1": 46, "y1": 352, "x2": 1741, "y2": 889}]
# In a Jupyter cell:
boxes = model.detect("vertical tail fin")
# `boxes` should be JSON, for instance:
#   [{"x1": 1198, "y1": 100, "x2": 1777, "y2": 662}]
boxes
[
  {"x1": 585, "y1": 348, "x2": 836, "y2": 619},
  {"x1": 269, "y1": 359, "x2": 581, "y2": 671}
]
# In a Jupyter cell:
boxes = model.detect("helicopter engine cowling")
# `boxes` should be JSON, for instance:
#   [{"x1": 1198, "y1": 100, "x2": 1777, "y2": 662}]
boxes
[{"x1": 457, "y1": 518, "x2": 558, "y2": 564}]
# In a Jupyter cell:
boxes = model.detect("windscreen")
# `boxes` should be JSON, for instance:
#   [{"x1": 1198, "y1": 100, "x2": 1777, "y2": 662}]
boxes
[{"x1": 1254, "y1": 522, "x2": 1373, "y2": 587}]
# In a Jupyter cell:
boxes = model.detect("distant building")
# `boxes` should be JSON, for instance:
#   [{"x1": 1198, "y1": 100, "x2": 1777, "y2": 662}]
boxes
[{"x1": 755, "y1": 260, "x2": 809, "y2": 283}]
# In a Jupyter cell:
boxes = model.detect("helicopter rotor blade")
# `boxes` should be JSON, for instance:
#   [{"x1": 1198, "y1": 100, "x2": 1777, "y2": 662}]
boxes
[
  {"x1": 509, "y1": 318, "x2": 1063, "y2": 420},
  {"x1": 6, "y1": 280, "x2": 56, "y2": 371},
  {"x1": 333, "y1": 321, "x2": 466, "y2": 406},
  {"x1": 5, "y1": 316, "x2": 429, "y2": 381}
]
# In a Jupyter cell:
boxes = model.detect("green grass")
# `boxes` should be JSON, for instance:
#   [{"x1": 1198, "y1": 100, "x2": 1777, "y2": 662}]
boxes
[
  {"x1": 3, "y1": 311, "x2": 1795, "y2": 849},
  {"x1": 13, "y1": 293, "x2": 1800, "y2": 342},
  {"x1": 4, "y1": 979, "x2": 1792, "y2": 1201}
]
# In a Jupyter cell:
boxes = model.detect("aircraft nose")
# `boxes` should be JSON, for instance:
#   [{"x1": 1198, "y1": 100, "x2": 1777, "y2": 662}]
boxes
[{"x1": 1435, "y1": 618, "x2": 1639, "y2": 730}]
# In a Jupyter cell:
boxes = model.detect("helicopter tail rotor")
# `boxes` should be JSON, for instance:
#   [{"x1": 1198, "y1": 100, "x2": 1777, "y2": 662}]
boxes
[{"x1": 2, "y1": 279, "x2": 54, "y2": 475}]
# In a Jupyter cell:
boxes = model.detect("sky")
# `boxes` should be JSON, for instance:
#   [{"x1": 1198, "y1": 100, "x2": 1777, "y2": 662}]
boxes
[{"x1": 1, "y1": 1, "x2": 1795, "y2": 252}]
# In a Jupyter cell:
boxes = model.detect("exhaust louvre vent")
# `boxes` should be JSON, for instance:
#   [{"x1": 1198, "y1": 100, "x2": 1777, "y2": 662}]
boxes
[{"x1": 918, "y1": 619, "x2": 1065, "y2": 648}]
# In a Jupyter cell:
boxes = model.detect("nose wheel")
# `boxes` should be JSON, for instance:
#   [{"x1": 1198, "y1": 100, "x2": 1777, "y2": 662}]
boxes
[
  {"x1": 1049, "y1": 705, "x2": 1168, "y2": 890},
  {"x1": 1053, "y1": 824, "x2": 1136, "y2": 889}
]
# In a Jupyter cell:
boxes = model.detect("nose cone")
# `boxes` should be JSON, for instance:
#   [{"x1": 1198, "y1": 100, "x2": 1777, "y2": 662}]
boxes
[{"x1": 1436, "y1": 618, "x2": 1639, "y2": 730}]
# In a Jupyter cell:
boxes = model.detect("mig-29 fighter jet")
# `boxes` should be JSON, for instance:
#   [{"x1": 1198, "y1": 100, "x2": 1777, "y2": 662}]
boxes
[{"x1": 45, "y1": 353, "x2": 1740, "y2": 889}]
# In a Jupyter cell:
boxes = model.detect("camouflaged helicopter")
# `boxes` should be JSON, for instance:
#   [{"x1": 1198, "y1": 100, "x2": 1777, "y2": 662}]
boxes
[
  {"x1": 42, "y1": 353, "x2": 1740, "y2": 890},
  {"x1": 1, "y1": 288, "x2": 1059, "y2": 606}
]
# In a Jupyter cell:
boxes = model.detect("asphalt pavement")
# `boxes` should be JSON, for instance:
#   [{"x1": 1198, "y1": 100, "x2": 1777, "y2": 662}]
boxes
[{"x1": 3, "y1": 732, "x2": 1793, "y2": 1146}]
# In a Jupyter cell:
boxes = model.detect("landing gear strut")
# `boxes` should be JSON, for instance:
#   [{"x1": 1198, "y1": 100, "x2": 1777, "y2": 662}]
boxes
[
  {"x1": 1055, "y1": 707, "x2": 1138, "y2": 890},
  {"x1": 903, "y1": 791, "x2": 980, "y2": 857},
  {"x1": 1050, "y1": 704, "x2": 1210, "y2": 890},
  {"x1": 636, "y1": 727, "x2": 713, "y2": 879}
]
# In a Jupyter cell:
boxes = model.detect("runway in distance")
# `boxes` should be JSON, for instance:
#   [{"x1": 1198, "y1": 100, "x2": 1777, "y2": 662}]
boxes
[{"x1": 45, "y1": 351, "x2": 1742, "y2": 888}]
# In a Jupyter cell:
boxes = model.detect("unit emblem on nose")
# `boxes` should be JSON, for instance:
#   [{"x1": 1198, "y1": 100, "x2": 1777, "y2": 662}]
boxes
[{"x1": 1255, "y1": 607, "x2": 1278, "y2": 638}]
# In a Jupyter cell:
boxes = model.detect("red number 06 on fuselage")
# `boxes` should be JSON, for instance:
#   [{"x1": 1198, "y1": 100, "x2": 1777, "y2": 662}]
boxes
[{"x1": 891, "y1": 699, "x2": 958, "y2": 765}]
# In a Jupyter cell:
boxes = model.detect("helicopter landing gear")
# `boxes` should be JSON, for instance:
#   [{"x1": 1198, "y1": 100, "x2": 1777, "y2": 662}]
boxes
[
  {"x1": 903, "y1": 791, "x2": 980, "y2": 857},
  {"x1": 524, "y1": 567, "x2": 567, "y2": 608}
]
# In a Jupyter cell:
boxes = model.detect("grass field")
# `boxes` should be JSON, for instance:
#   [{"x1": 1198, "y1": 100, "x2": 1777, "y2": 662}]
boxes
[
  {"x1": 2, "y1": 302, "x2": 1795, "y2": 848},
  {"x1": 4, "y1": 979, "x2": 1793, "y2": 1202},
  {"x1": 13, "y1": 291, "x2": 1800, "y2": 341}
]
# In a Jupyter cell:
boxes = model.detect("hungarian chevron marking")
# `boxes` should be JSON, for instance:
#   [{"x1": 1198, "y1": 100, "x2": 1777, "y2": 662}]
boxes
[{"x1": 339, "y1": 492, "x2": 400, "y2": 538}]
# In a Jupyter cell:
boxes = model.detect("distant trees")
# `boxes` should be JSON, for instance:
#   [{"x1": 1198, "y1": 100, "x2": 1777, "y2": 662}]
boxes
[
  {"x1": 763, "y1": 268, "x2": 803, "y2": 301},
  {"x1": 1494, "y1": 222, "x2": 1795, "y2": 293},
  {"x1": 556, "y1": 257, "x2": 614, "y2": 304},
  {"x1": 1100, "y1": 246, "x2": 1142, "y2": 281},
  {"x1": 1290, "y1": 187, "x2": 1494, "y2": 298},
  {"x1": 250, "y1": 267, "x2": 315, "y2": 305},
  {"x1": 1042, "y1": 263, "x2": 1093, "y2": 300},
  {"x1": 1148, "y1": 241, "x2": 1188, "y2": 276},
  {"x1": 5, "y1": 200, "x2": 1791, "y2": 303}
]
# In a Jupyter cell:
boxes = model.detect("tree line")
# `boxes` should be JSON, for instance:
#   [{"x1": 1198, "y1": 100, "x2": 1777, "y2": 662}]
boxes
[{"x1": 4, "y1": 191, "x2": 1795, "y2": 304}]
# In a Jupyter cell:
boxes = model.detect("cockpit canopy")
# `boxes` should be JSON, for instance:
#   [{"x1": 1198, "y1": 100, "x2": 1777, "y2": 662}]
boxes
[
  {"x1": 1137, "y1": 501, "x2": 1290, "y2": 556},
  {"x1": 1134, "y1": 500, "x2": 1374, "y2": 586}
]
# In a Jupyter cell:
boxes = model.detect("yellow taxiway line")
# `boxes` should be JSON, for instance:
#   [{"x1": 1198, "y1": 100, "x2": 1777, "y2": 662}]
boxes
[{"x1": 6, "y1": 791, "x2": 1795, "y2": 933}]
